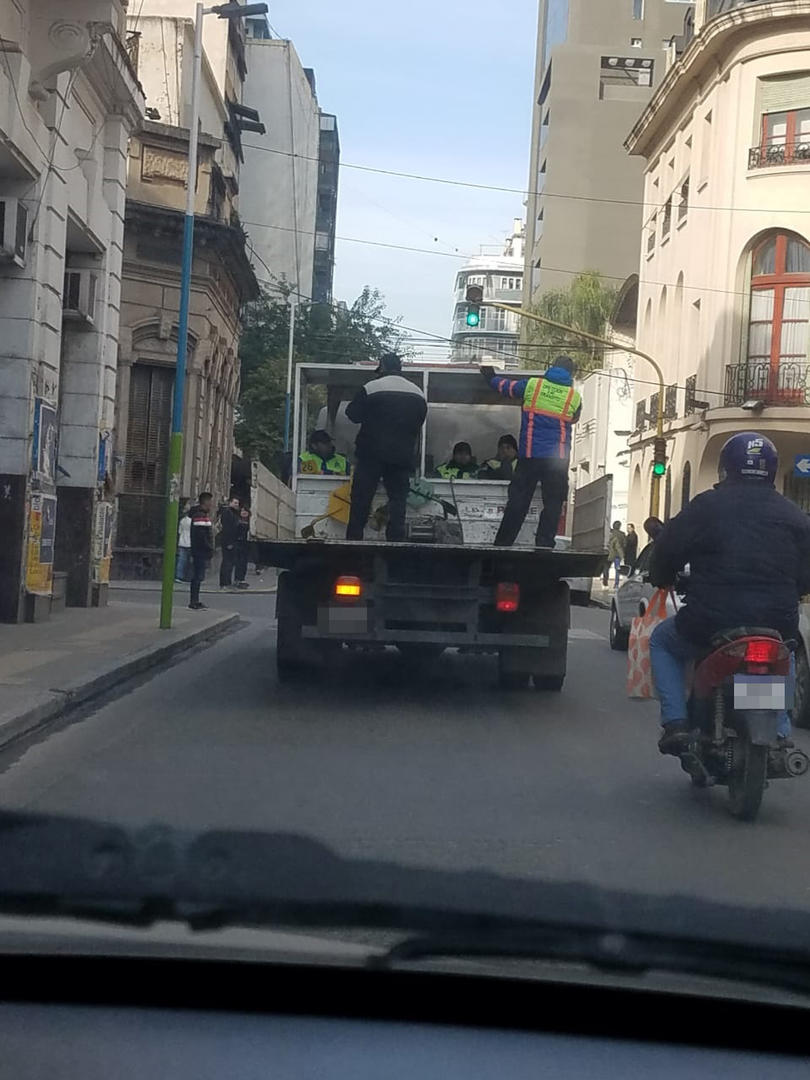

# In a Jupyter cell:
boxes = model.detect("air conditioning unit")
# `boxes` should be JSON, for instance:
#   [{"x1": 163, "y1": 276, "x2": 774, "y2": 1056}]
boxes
[
  {"x1": 0, "y1": 197, "x2": 28, "y2": 267},
  {"x1": 63, "y1": 268, "x2": 97, "y2": 325}
]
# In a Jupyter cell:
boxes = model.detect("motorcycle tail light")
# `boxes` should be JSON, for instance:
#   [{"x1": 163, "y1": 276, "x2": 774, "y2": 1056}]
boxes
[
  {"x1": 496, "y1": 582, "x2": 520, "y2": 613},
  {"x1": 745, "y1": 639, "x2": 781, "y2": 664}
]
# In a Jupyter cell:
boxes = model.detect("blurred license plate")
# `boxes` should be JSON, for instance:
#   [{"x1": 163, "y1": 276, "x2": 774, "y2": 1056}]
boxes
[
  {"x1": 318, "y1": 605, "x2": 368, "y2": 635},
  {"x1": 733, "y1": 675, "x2": 789, "y2": 711}
]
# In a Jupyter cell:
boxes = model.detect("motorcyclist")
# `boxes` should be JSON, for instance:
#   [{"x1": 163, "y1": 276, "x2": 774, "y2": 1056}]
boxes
[{"x1": 649, "y1": 432, "x2": 810, "y2": 755}]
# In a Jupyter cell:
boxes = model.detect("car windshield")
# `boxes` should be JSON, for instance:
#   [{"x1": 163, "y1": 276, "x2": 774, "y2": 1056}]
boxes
[{"x1": 3, "y1": 0, "x2": 810, "y2": 996}]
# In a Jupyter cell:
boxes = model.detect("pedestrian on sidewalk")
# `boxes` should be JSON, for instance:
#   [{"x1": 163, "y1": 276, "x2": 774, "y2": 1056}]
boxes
[
  {"x1": 175, "y1": 501, "x2": 191, "y2": 583},
  {"x1": 233, "y1": 506, "x2": 250, "y2": 589},
  {"x1": 624, "y1": 523, "x2": 639, "y2": 574},
  {"x1": 189, "y1": 492, "x2": 215, "y2": 610},
  {"x1": 218, "y1": 495, "x2": 241, "y2": 589},
  {"x1": 603, "y1": 521, "x2": 626, "y2": 588}
]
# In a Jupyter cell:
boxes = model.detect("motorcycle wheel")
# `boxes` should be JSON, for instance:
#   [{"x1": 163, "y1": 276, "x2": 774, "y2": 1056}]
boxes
[{"x1": 727, "y1": 737, "x2": 768, "y2": 821}]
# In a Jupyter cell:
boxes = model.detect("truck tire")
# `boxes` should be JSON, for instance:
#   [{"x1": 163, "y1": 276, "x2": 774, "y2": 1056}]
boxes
[
  {"x1": 276, "y1": 615, "x2": 305, "y2": 682},
  {"x1": 498, "y1": 650, "x2": 530, "y2": 690},
  {"x1": 533, "y1": 674, "x2": 564, "y2": 692}
]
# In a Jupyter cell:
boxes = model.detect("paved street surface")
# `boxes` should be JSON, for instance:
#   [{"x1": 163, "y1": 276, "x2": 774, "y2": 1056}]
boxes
[{"x1": 2, "y1": 595, "x2": 810, "y2": 916}]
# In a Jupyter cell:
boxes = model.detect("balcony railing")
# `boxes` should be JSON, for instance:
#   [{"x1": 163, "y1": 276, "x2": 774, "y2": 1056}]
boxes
[
  {"x1": 708, "y1": 0, "x2": 771, "y2": 17},
  {"x1": 725, "y1": 361, "x2": 810, "y2": 406},
  {"x1": 749, "y1": 142, "x2": 810, "y2": 169}
]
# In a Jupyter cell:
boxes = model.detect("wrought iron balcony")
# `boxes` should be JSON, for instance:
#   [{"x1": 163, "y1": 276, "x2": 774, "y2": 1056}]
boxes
[
  {"x1": 749, "y1": 142, "x2": 810, "y2": 169},
  {"x1": 708, "y1": 0, "x2": 772, "y2": 17},
  {"x1": 725, "y1": 361, "x2": 810, "y2": 406}
]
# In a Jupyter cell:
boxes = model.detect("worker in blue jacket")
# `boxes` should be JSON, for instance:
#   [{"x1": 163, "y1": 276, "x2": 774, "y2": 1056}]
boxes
[{"x1": 481, "y1": 355, "x2": 582, "y2": 548}]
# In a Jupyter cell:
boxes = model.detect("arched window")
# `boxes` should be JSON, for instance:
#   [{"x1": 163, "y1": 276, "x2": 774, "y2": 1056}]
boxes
[
  {"x1": 681, "y1": 462, "x2": 691, "y2": 510},
  {"x1": 747, "y1": 232, "x2": 810, "y2": 402}
]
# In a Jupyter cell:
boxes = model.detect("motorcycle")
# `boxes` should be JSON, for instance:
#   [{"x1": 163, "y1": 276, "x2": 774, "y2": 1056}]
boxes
[{"x1": 679, "y1": 628, "x2": 809, "y2": 821}]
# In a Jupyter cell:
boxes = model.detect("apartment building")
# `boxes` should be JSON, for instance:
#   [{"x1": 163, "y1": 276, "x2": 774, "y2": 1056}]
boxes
[
  {"x1": 626, "y1": 0, "x2": 810, "y2": 521},
  {"x1": 523, "y1": 0, "x2": 691, "y2": 309}
]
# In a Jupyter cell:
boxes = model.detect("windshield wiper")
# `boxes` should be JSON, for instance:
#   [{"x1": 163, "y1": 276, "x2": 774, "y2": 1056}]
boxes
[{"x1": 4, "y1": 809, "x2": 810, "y2": 1000}]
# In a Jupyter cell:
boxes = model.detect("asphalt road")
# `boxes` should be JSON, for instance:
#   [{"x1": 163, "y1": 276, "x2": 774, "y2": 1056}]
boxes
[{"x1": 2, "y1": 593, "x2": 810, "y2": 917}]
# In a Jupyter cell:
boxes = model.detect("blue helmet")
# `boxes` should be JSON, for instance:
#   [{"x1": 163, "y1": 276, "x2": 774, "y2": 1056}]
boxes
[{"x1": 718, "y1": 432, "x2": 778, "y2": 484}]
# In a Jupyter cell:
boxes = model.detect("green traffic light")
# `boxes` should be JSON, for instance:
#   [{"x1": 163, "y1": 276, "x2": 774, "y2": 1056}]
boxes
[
  {"x1": 653, "y1": 462, "x2": 666, "y2": 477},
  {"x1": 466, "y1": 309, "x2": 480, "y2": 327}
]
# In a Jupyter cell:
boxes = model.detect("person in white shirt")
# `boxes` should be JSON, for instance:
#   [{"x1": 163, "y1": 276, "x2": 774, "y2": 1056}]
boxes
[{"x1": 175, "y1": 502, "x2": 192, "y2": 583}]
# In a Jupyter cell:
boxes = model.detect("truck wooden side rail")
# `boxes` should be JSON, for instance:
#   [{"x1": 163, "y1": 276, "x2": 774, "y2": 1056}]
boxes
[{"x1": 259, "y1": 538, "x2": 605, "y2": 691}]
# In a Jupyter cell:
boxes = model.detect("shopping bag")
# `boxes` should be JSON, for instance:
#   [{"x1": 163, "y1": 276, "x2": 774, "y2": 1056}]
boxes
[{"x1": 626, "y1": 587, "x2": 671, "y2": 700}]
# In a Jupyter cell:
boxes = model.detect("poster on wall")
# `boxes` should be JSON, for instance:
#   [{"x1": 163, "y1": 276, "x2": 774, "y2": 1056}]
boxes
[
  {"x1": 25, "y1": 493, "x2": 54, "y2": 595},
  {"x1": 31, "y1": 398, "x2": 58, "y2": 485},
  {"x1": 93, "y1": 501, "x2": 114, "y2": 585}
]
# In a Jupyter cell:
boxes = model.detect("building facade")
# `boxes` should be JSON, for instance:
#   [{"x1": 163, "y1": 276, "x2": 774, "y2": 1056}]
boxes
[
  {"x1": 522, "y1": 0, "x2": 691, "y2": 311},
  {"x1": 113, "y1": 12, "x2": 258, "y2": 579},
  {"x1": 450, "y1": 219, "x2": 524, "y2": 369},
  {"x1": 313, "y1": 111, "x2": 339, "y2": 305},
  {"x1": 570, "y1": 279, "x2": 639, "y2": 525},
  {"x1": 626, "y1": 0, "x2": 810, "y2": 523},
  {"x1": 240, "y1": 27, "x2": 320, "y2": 298},
  {"x1": 0, "y1": 0, "x2": 143, "y2": 621}
]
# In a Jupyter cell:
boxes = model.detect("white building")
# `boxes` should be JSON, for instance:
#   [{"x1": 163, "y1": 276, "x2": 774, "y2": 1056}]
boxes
[
  {"x1": 571, "y1": 280, "x2": 638, "y2": 527},
  {"x1": 625, "y1": 0, "x2": 810, "y2": 523},
  {"x1": 0, "y1": 0, "x2": 143, "y2": 621},
  {"x1": 450, "y1": 219, "x2": 524, "y2": 370},
  {"x1": 239, "y1": 23, "x2": 320, "y2": 299}
]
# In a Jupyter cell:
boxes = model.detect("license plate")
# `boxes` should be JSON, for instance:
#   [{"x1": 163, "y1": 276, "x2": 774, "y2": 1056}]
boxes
[
  {"x1": 733, "y1": 675, "x2": 789, "y2": 711},
  {"x1": 317, "y1": 605, "x2": 369, "y2": 635}
]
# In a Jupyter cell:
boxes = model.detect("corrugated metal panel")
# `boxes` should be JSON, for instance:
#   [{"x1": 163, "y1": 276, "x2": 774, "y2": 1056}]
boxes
[{"x1": 124, "y1": 364, "x2": 173, "y2": 495}]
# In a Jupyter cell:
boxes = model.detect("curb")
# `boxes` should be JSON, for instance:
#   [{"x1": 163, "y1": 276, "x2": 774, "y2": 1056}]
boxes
[
  {"x1": 109, "y1": 584, "x2": 278, "y2": 596},
  {"x1": 0, "y1": 612, "x2": 239, "y2": 752},
  {"x1": 590, "y1": 594, "x2": 613, "y2": 611}
]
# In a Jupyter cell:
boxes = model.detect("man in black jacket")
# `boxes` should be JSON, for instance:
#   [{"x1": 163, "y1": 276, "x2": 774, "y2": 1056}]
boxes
[
  {"x1": 218, "y1": 496, "x2": 241, "y2": 588},
  {"x1": 649, "y1": 433, "x2": 810, "y2": 754},
  {"x1": 188, "y1": 492, "x2": 215, "y2": 610},
  {"x1": 345, "y1": 353, "x2": 427, "y2": 541}
]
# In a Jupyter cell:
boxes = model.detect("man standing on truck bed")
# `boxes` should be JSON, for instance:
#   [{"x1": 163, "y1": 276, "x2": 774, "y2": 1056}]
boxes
[
  {"x1": 481, "y1": 355, "x2": 582, "y2": 549},
  {"x1": 345, "y1": 352, "x2": 427, "y2": 542}
]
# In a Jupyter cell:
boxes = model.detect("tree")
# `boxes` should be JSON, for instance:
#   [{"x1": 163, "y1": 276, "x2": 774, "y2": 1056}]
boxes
[
  {"x1": 234, "y1": 287, "x2": 405, "y2": 469},
  {"x1": 524, "y1": 271, "x2": 619, "y2": 376}
]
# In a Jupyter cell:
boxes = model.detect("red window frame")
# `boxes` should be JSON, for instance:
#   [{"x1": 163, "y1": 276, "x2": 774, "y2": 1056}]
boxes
[
  {"x1": 749, "y1": 232, "x2": 810, "y2": 402},
  {"x1": 760, "y1": 109, "x2": 810, "y2": 158}
]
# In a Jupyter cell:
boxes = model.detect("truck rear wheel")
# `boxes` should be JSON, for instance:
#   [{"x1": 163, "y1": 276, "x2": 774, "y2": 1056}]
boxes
[
  {"x1": 533, "y1": 674, "x2": 564, "y2": 692},
  {"x1": 397, "y1": 643, "x2": 445, "y2": 664},
  {"x1": 498, "y1": 650, "x2": 530, "y2": 690},
  {"x1": 276, "y1": 616, "x2": 305, "y2": 681}
]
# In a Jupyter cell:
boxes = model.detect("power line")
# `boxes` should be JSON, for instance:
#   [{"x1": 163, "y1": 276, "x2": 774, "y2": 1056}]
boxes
[
  {"x1": 241, "y1": 141, "x2": 810, "y2": 217},
  {"x1": 242, "y1": 217, "x2": 468, "y2": 260}
]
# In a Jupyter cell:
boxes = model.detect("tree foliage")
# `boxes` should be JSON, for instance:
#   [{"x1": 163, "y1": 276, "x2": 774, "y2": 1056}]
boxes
[
  {"x1": 524, "y1": 271, "x2": 619, "y2": 376},
  {"x1": 235, "y1": 287, "x2": 405, "y2": 470}
]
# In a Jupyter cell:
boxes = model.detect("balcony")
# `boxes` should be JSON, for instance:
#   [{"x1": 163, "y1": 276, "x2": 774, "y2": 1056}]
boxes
[
  {"x1": 749, "y1": 141, "x2": 810, "y2": 169},
  {"x1": 707, "y1": 0, "x2": 771, "y2": 17},
  {"x1": 725, "y1": 361, "x2": 810, "y2": 406}
]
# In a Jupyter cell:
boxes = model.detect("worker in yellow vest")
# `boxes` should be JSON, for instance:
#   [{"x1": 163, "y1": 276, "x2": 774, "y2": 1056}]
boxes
[
  {"x1": 481, "y1": 356, "x2": 582, "y2": 548},
  {"x1": 299, "y1": 430, "x2": 350, "y2": 476}
]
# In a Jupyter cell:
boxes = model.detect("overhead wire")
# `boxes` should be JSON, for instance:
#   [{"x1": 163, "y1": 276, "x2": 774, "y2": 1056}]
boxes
[{"x1": 240, "y1": 141, "x2": 810, "y2": 217}]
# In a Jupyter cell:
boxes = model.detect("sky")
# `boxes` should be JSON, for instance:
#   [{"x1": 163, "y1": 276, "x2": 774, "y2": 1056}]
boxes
[{"x1": 270, "y1": 0, "x2": 539, "y2": 356}]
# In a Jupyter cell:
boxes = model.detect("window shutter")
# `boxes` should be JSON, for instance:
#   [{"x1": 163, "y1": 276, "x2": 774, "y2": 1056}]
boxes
[
  {"x1": 124, "y1": 364, "x2": 174, "y2": 494},
  {"x1": 761, "y1": 73, "x2": 810, "y2": 113}
]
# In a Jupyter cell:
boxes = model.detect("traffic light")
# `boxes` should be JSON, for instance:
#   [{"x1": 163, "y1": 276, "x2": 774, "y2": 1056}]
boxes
[
  {"x1": 653, "y1": 436, "x2": 667, "y2": 477},
  {"x1": 465, "y1": 284, "x2": 483, "y2": 327}
]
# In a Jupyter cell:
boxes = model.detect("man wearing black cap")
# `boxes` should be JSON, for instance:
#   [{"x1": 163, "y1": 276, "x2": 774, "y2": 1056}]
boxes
[
  {"x1": 345, "y1": 352, "x2": 427, "y2": 541},
  {"x1": 481, "y1": 355, "x2": 582, "y2": 548}
]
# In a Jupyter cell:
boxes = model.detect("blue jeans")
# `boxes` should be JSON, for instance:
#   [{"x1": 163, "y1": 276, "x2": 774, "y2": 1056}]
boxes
[
  {"x1": 649, "y1": 616, "x2": 791, "y2": 737},
  {"x1": 175, "y1": 546, "x2": 190, "y2": 582}
]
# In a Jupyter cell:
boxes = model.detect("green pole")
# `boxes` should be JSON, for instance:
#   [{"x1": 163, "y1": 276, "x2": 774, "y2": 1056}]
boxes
[{"x1": 159, "y1": 431, "x2": 184, "y2": 629}]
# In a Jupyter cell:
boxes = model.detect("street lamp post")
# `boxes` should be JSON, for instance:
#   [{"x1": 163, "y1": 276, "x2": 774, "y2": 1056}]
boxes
[{"x1": 159, "y1": 0, "x2": 267, "y2": 630}]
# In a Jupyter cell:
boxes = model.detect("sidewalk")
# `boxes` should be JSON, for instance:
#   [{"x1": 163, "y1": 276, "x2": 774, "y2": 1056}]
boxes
[
  {"x1": 110, "y1": 568, "x2": 278, "y2": 595},
  {"x1": 0, "y1": 601, "x2": 238, "y2": 750},
  {"x1": 590, "y1": 577, "x2": 619, "y2": 610}
]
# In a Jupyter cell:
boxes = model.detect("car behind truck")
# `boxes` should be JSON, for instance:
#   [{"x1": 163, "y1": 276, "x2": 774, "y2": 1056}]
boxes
[{"x1": 255, "y1": 364, "x2": 607, "y2": 690}]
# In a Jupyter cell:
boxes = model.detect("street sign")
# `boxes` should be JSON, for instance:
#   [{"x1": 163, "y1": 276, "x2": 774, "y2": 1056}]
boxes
[{"x1": 794, "y1": 455, "x2": 810, "y2": 477}]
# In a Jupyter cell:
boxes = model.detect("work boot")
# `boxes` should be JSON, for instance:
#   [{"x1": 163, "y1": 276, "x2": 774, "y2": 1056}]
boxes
[{"x1": 658, "y1": 721, "x2": 690, "y2": 756}]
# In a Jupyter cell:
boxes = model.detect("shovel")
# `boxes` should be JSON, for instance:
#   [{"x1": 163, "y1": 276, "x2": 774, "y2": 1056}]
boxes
[{"x1": 300, "y1": 480, "x2": 353, "y2": 539}]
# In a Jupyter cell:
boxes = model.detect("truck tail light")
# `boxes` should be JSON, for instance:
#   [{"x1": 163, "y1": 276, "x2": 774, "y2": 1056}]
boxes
[
  {"x1": 335, "y1": 575, "x2": 362, "y2": 599},
  {"x1": 496, "y1": 582, "x2": 520, "y2": 613}
]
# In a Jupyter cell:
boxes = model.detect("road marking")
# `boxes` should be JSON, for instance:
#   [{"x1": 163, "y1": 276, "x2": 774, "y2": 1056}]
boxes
[{"x1": 569, "y1": 629, "x2": 605, "y2": 641}]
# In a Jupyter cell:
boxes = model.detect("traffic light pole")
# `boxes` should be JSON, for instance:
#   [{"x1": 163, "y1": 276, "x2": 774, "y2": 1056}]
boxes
[{"x1": 483, "y1": 299, "x2": 666, "y2": 518}]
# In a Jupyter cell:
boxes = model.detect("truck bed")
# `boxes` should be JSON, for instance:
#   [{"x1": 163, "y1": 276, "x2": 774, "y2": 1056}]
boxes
[{"x1": 257, "y1": 538, "x2": 606, "y2": 581}]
